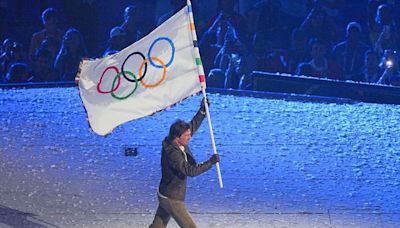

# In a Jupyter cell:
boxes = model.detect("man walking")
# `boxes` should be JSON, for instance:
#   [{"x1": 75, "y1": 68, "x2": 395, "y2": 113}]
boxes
[{"x1": 150, "y1": 98, "x2": 220, "y2": 228}]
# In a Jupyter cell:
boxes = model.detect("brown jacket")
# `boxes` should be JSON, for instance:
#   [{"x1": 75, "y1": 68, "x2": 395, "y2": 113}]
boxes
[{"x1": 158, "y1": 109, "x2": 212, "y2": 201}]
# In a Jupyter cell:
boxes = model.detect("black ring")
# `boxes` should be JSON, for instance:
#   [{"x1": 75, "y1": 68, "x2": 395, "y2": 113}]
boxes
[{"x1": 121, "y1": 51, "x2": 147, "y2": 82}]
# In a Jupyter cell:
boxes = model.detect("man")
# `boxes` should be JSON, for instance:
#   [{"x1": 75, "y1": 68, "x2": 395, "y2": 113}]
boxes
[
  {"x1": 353, "y1": 50, "x2": 382, "y2": 83},
  {"x1": 331, "y1": 22, "x2": 370, "y2": 81},
  {"x1": 33, "y1": 48, "x2": 57, "y2": 82},
  {"x1": 150, "y1": 98, "x2": 220, "y2": 228},
  {"x1": 107, "y1": 5, "x2": 142, "y2": 52},
  {"x1": 29, "y1": 8, "x2": 63, "y2": 64},
  {"x1": 297, "y1": 38, "x2": 342, "y2": 80}
]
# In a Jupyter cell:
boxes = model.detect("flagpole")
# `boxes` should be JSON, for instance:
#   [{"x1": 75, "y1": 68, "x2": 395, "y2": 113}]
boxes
[{"x1": 186, "y1": 0, "x2": 223, "y2": 188}]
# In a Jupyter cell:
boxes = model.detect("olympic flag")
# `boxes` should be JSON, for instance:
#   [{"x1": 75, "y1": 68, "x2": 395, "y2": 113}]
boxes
[{"x1": 78, "y1": 6, "x2": 202, "y2": 136}]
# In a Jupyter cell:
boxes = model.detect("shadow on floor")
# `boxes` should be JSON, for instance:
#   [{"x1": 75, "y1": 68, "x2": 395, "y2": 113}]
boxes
[{"x1": 0, "y1": 205, "x2": 59, "y2": 228}]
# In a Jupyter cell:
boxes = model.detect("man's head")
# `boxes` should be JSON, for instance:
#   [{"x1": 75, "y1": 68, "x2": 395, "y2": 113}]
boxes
[
  {"x1": 376, "y1": 4, "x2": 392, "y2": 26},
  {"x1": 309, "y1": 38, "x2": 327, "y2": 61},
  {"x1": 124, "y1": 5, "x2": 138, "y2": 24},
  {"x1": 168, "y1": 120, "x2": 191, "y2": 146},
  {"x1": 41, "y1": 8, "x2": 58, "y2": 31},
  {"x1": 346, "y1": 22, "x2": 362, "y2": 43}
]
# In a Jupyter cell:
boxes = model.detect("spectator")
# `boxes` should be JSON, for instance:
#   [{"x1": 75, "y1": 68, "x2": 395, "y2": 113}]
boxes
[
  {"x1": 156, "y1": 0, "x2": 185, "y2": 26},
  {"x1": 103, "y1": 26, "x2": 129, "y2": 57},
  {"x1": 377, "y1": 49, "x2": 400, "y2": 85},
  {"x1": 54, "y1": 28, "x2": 88, "y2": 81},
  {"x1": 367, "y1": 0, "x2": 395, "y2": 42},
  {"x1": 331, "y1": 22, "x2": 370, "y2": 81},
  {"x1": 4, "y1": 63, "x2": 32, "y2": 83},
  {"x1": 206, "y1": 0, "x2": 249, "y2": 45},
  {"x1": 300, "y1": 7, "x2": 339, "y2": 48},
  {"x1": 1, "y1": 41, "x2": 28, "y2": 81},
  {"x1": 354, "y1": 50, "x2": 382, "y2": 83},
  {"x1": 10, "y1": 42, "x2": 27, "y2": 64},
  {"x1": 110, "y1": 5, "x2": 142, "y2": 48},
  {"x1": 29, "y1": 8, "x2": 63, "y2": 64},
  {"x1": 287, "y1": 28, "x2": 309, "y2": 74},
  {"x1": 199, "y1": 13, "x2": 230, "y2": 76},
  {"x1": 0, "y1": 38, "x2": 14, "y2": 78},
  {"x1": 256, "y1": 49, "x2": 288, "y2": 74},
  {"x1": 253, "y1": 0, "x2": 284, "y2": 52},
  {"x1": 208, "y1": 26, "x2": 254, "y2": 89},
  {"x1": 297, "y1": 38, "x2": 342, "y2": 79},
  {"x1": 370, "y1": 4, "x2": 399, "y2": 56},
  {"x1": 244, "y1": 6, "x2": 261, "y2": 45},
  {"x1": 33, "y1": 48, "x2": 57, "y2": 82}
]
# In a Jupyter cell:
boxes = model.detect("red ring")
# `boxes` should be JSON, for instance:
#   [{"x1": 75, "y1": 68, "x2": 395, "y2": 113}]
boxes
[{"x1": 97, "y1": 66, "x2": 121, "y2": 94}]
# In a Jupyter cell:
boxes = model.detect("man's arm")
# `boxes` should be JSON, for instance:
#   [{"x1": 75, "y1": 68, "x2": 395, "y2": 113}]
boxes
[
  {"x1": 167, "y1": 148, "x2": 213, "y2": 177},
  {"x1": 189, "y1": 98, "x2": 208, "y2": 135}
]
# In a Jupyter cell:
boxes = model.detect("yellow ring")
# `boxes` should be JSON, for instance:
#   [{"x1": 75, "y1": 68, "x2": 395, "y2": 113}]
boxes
[{"x1": 139, "y1": 57, "x2": 167, "y2": 88}]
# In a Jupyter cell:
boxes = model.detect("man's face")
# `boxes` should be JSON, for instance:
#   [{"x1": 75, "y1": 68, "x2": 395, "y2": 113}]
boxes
[
  {"x1": 43, "y1": 17, "x2": 57, "y2": 31},
  {"x1": 347, "y1": 27, "x2": 360, "y2": 42},
  {"x1": 177, "y1": 129, "x2": 192, "y2": 146}
]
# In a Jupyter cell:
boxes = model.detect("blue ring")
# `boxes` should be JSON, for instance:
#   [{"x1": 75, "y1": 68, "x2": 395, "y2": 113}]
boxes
[{"x1": 148, "y1": 37, "x2": 175, "y2": 68}]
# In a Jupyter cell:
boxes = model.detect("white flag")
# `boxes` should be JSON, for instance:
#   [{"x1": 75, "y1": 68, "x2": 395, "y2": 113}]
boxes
[{"x1": 78, "y1": 6, "x2": 201, "y2": 136}]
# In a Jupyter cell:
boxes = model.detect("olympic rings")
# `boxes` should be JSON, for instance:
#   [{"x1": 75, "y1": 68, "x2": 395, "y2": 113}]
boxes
[
  {"x1": 148, "y1": 37, "x2": 175, "y2": 68},
  {"x1": 111, "y1": 71, "x2": 138, "y2": 100},
  {"x1": 139, "y1": 57, "x2": 167, "y2": 88},
  {"x1": 97, "y1": 66, "x2": 121, "y2": 94},
  {"x1": 121, "y1": 52, "x2": 147, "y2": 83},
  {"x1": 96, "y1": 36, "x2": 175, "y2": 100}
]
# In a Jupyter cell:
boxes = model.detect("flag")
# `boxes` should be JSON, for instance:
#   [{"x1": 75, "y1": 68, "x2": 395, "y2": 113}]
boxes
[{"x1": 78, "y1": 5, "x2": 202, "y2": 136}]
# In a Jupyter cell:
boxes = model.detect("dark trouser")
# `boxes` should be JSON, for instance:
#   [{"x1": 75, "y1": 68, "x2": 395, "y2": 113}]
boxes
[{"x1": 149, "y1": 194, "x2": 197, "y2": 228}]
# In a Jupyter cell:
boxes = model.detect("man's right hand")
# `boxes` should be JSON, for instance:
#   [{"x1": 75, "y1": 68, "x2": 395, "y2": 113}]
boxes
[
  {"x1": 200, "y1": 97, "x2": 210, "y2": 113},
  {"x1": 209, "y1": 154, "x2": 220, "y2": 165}
]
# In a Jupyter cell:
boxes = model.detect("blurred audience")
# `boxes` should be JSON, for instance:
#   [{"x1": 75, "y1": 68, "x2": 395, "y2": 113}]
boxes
[
  {"x1": 207, "y1": 26, "x2": 254, "y2": 89},
  {"x1": 115, "y1": 5, "x2": 142, "y2": 47},
  {"x1": 200, "y1": 12, "x2": 230, "y2": 76},
  {"x1": 253, "y1": 0, "x2": 283, "y2": 52},
  {"x1": 1, "y1": 41, "x2": 28, "y2": 81},
  {"x1": 377, "y1": 49, "x2": 400, "y2": 85},
  {"x1": 4, "y1": 63, "x2": 32, "y2": 83},
  {"x1": 297, "y1": 38, "x2": 342, "y2": 79},
  {"x1": 103, "y1": 26, "x2": 129, "y2": 57},
  {"x1": 54, "y1": 28, "x2": 88, "y2": 81},
  {"x1": 300, "y1": 6, "x2": 339, "y2": 48},
  {"x1": 331, "y1": 22, "x2": 370, "y2": 81},
  {"x1": 369, "y1": 4, "x2": 399, "y2": 56},
  {"x1": 287, "y1": 28, "x2": 309, "y2": 74},
  {"x1": 156, "y1": 0, "x2": 186, "y2": 26},
  {"x1": 33, "y1": 48, "x2": 57, "y2": 82},
  {"x1": 0, "y1": 38, "x2": 15, "y2": 78},
  {"x1": 1, "y1": 1, "x2": 400, "y2": 90},
  {"x1": 206, "y1": 0, "x2": 249, "y2": 45},
  {"x1": 29, "y1": 8, "x2": 63, "y2": 64},
  {"x1": 354, "y1": 50, "x2": 382, "y2": 83}
]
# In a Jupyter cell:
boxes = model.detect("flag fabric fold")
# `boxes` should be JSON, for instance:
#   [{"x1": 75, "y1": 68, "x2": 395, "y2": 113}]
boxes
[{"x1": 78, "y1": 6, "x2": 201, "y2": 136}]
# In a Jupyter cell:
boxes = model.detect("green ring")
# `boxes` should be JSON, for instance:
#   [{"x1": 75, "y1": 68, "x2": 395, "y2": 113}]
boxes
[{"x1": 111, "y1": 71, "x2": 138, "y2": 100}]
